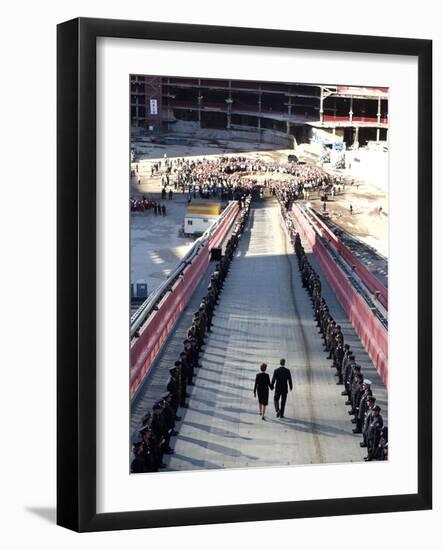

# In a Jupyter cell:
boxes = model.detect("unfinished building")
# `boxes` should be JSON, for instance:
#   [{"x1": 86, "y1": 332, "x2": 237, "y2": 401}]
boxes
[{"x1": 130, "y1": 75, "x2": 388, "y2": 148}]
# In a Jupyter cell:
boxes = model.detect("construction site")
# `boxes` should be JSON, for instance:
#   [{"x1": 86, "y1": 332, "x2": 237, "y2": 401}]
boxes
[
  {"x1": 129, "y1": 75, "x2": 389, "y2": 474},
  {"x1": 131, "y1": 75, "x2": 388, "y2": 146}
]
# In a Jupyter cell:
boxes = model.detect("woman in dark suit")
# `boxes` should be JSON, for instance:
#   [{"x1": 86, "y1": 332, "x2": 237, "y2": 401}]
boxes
[{"x1": 253, "y1": 363, "x2": 272, "y2": 420}]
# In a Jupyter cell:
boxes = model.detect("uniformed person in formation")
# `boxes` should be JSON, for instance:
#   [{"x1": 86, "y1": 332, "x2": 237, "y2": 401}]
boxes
[
  {"x1": 373, "y1": 427, "x2": 388, "y2": 461},
  {"x1": 360, "y1": 395, "x2": 376, "y2": 448},
  {"x1": 352, "y1": 379, "x2": 372, "y2": 433},
  {"x1": 348, "y1": 373, "x2": 364, "y2": 418},
  {"x1": 364, "y1": 405, "x2": 384, "y2": 461},
  {"x1": 166, "y1": 366, "x2": 180, "y2": 413},
  {"x1": 344, "y1": 362, "x2": 360, "y2": 404},
  {"x1": 131, "y1": 441, "x2": 146, "y2": 474},
  {"x1": 180, "y1": 351, "x2": 193, "y2": 386},
  {"x1": 149, "y1": 404, "x2": 167, "y2": 470},
  {"x1": 338, "y1": 344, "x2": 351, "y2": 386}
]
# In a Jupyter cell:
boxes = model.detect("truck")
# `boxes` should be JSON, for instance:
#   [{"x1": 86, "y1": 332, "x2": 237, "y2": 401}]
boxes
[{"x1": 183, "y1": 202, "x2": 223, "y2": 236}]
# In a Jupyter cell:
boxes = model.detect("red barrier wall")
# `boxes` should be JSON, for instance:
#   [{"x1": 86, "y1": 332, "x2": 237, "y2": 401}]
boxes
[
  {"x1": 210, "y1": 203, "x2": 240, "y2": 250},
  {"x1": 130, "y1": 203, "x2": 240, "y2": 396},
  {"x1": 306, "y1": 208, "x2": 388, "y2": 310},
  {"x1": 292, "y1": 205, "x2": 388, "y2": 384}
]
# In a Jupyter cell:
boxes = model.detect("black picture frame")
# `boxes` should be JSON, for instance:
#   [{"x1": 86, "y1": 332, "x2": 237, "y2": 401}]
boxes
[{"x1": 57, "y1": 17, "x2": 432, "y2": 532}]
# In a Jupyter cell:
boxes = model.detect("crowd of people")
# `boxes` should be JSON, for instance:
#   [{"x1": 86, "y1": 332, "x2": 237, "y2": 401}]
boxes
[
  {"x1": 139, "y1": 155, "x2": 344, "y2": 204},
  {"x1": 283, "y1": 212, "x2": 388, "y2": 462},
  {"x1": 165, "y1": 156, "x2": 269, "y2": 200},
  {"x1": 265, "y1": 169, "x2": 346, "y2": 211},
  {"x1": 131, "y1": 195, "x2": 252, "y2": 473}
]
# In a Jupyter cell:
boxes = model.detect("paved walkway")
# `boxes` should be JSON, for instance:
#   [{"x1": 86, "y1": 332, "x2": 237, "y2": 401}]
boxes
[{"x1": 165, "y1": 198, "x2": 386, "y2": 471}]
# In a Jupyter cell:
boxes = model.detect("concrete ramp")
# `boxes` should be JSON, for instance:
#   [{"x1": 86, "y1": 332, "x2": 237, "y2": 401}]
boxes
[{"x1": 166, "y1": 198, "x2": 374, "y2": 471}]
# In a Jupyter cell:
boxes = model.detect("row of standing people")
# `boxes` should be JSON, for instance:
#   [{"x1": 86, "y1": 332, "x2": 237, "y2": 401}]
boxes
[
  {"x1": 131, "y1": 195, "x2": 252, "y2": 473},
  {"x1": 130, "y1": 196, "x2": 167, "y2": 215},
  {"x1": 278, "y1": 205, "x2": 388, "y2": 462}
]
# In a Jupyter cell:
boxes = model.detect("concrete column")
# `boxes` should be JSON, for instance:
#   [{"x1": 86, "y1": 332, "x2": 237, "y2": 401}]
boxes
[
  {"x1": 287, "y1": 94, "x2": 292, "y2": 134},
  {"x1": 197, "y1": 78, "x2": 202, "y2": 127},
  {"x1": 349, "y1": 97, "x2": 353, "y2": 123},
  {"x1": 353, "y1": 126, "x2": 359, "y2": 148},
  {"x1": 377, "y1": 96, "x2": 381, "y2": 143},
  {"x1": 226, "y1": 102, "x2": 232, "y2": 129},
  {"x1": 226, "y1": 81, "x2": 232, "y2": 129},
  {"x1": 319, "y1": 87, "x2": 324, "y2": 123},
  {"x1": 258, "y1": 89, "x2": 262, "y2": 136},
  {"x1": 376, "y1": 95, "x2": 381, "y2": 142}
]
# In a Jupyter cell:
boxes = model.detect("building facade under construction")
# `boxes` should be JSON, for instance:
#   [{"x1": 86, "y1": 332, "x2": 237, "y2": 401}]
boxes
[{"x1": 130, "y1": 75, "x2": 388, "y2": 148}]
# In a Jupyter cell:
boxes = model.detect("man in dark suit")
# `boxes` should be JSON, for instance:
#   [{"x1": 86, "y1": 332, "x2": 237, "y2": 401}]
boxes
[{"x1": 271, "y1": 358, "x2": 293, "y2": 418}]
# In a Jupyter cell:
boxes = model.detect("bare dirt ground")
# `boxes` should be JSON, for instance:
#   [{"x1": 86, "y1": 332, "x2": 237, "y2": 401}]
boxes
[
  {"x1": 298, "y1": 143, "x2": 388, "y2": 258},
  {"x1": 307, "y1": 178, "x2": 388, "y2": 258}
]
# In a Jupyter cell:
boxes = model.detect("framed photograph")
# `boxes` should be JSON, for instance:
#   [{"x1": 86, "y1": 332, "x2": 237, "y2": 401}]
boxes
[{"x1": 57, "y1": 17, "x2": 432, "y2": 532}]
